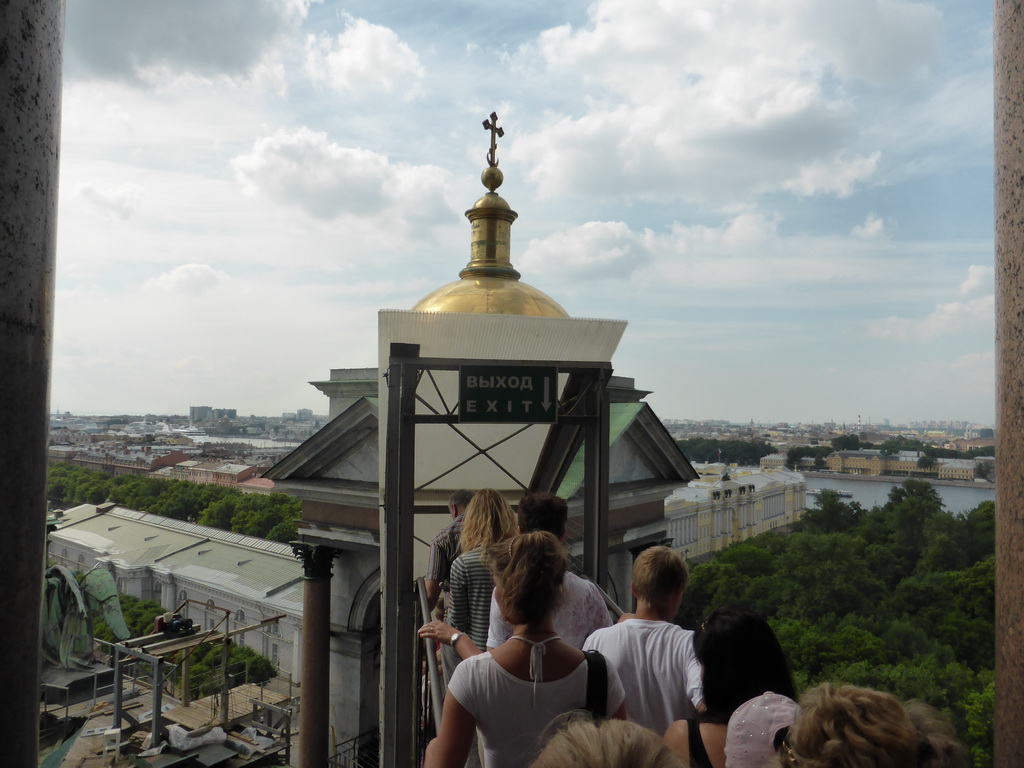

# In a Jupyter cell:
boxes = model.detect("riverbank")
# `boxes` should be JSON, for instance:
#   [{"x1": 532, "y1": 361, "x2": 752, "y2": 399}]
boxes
[{"x1": 801, "y1": 471, "x2": 993, "y2": 490}]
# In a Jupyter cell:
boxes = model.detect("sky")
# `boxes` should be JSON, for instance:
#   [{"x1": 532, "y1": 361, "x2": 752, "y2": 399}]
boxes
[{"x1": 53, "y1": 0, "x2": 995, "y2": 426}]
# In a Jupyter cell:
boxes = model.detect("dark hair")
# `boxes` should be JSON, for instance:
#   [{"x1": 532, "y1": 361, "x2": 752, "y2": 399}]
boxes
[
  {"x1": 516, "y1": 493, "x2": 568, "y2": 538},
  {"x1": 696, "y1": 605, "x2": 795, "y2": 724},
  {"x1": 449, "y1": 489, "x2": 474, "y2": 512},
  {"x1": 491, "y1": 531, "x2": 566, "y2": 627}
]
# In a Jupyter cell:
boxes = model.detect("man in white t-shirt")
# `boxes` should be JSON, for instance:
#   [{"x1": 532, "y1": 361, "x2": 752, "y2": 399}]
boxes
[
  {"x1": 583, "y1": 545, "x2": 703, "y2": 735},
  {"x1": 486, "y1": 493, "x2": 612, "y2": 649}
]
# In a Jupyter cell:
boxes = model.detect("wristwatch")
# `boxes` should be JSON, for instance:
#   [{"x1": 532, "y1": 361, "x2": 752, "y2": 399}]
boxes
[{"x1": 450, "y1": 632, "x2": 464, "y2": 647}]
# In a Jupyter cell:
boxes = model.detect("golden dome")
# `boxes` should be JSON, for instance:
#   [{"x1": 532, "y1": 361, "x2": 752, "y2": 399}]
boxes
[{"x1": 410, "y1": 115, "x2": 569, "y2": 318}]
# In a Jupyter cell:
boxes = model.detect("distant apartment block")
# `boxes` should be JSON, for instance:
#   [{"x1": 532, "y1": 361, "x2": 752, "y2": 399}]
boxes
[
  {"x1": 190, "y1": 406, "x2": 213, "y2": 421},
  {"x1": 189, "y1": 406, "x2": 236, "y2": 421},
  {"x1": 49, "y1": 446, "x2": 190, "y2": 477}
]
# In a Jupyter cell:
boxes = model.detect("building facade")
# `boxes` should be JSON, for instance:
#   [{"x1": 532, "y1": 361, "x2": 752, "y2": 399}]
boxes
[{"x1": 48, "y1": 503, "x2": 303, "y2": 675}]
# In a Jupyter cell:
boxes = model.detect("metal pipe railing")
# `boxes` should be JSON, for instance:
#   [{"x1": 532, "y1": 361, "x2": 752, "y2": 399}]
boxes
[
  {"x1": 416, "y1": 577, "x2": 445, "y2": 728},
  {"x1": 595, "y1": 581, "x2": 625, "y2": 622}
]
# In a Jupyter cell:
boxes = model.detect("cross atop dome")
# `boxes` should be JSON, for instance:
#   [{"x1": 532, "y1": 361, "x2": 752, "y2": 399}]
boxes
[{"x1": 410, "y1": 112, "x2": 568, "y2": 317}]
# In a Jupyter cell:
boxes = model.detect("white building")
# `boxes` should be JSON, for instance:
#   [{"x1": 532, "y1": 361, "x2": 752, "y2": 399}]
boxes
[{"x1": 621, "y1": 465, "x2": 807, "y2": 561}]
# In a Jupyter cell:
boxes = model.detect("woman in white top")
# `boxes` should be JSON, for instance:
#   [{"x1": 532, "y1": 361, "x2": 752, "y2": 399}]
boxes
[{"x1": 423, "y1": 531, "x2": 626, "y2": 768}]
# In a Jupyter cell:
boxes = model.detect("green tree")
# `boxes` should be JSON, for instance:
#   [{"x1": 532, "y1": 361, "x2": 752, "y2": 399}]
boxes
[
  {"x1": 772, "y1": 533, "x2": 887, "y2": 622},
  {"x1": 674, "y1": 438, "x2": 776, "y2": 466},
  {"x1": 199, "y1": 496, "x2": 238, "y2": 529},
  {"x1": 95, "y1": 595, "x2": 164, "y2": 642},
  {"x1": 795, "y1": 490, "x2": 863, "y2": 535},
  {"x1": 830, "y1": 434, "x2": 861, "y2": 450},
  {"x1": 963, "y1": 676, "x2": 994, "y2": 768}
]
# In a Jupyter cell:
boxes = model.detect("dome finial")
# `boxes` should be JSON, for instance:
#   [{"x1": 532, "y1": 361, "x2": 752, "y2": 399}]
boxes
[
  {"x1": 481, "y1": 112, "x2": 505, "y2": 192},
  {"x1": 408, "y1": 112, "x2": 568, "y2": 317}
]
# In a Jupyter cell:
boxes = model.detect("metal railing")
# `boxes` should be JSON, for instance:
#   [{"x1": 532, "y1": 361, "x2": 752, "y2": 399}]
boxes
[
  {"x1": 416, "y1": 577, "x2": 445, "y2": 756},
  {"x1": 330, "y1": 730, "x2": 380, "y2": 768}
]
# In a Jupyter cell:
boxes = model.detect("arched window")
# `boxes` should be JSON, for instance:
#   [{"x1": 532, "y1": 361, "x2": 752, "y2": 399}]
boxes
[
  {"x1": 235, "y1": 610, "x2": 247, "y2": 646},
  {"x1": 178, "y1": 590, "x2": 189, "y2": 617}
]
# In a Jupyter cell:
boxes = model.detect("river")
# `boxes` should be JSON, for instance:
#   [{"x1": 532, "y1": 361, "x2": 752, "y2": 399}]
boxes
[{"x1": 804, "y1": 475, "x2": 994, "y2": 514}]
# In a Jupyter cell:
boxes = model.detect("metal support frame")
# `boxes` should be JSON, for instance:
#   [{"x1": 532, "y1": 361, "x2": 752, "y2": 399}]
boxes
[
  {"x1": 111, "y1": 644, "x2": 167, "y2": 752},
  {"x1": 380, "y1": 345, "x2": 612, "y2": 765},
  {"x1": 583, "y1": 370, "x2": 611, "y2": 589}
]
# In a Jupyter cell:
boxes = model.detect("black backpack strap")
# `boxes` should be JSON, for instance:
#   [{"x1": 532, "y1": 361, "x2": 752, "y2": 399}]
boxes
[{"x1": 583, "y1": 649, "x2": 608, "y2": 718}]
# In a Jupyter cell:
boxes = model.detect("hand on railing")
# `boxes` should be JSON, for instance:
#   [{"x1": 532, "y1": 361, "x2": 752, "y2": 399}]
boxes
[{"x1": 417, "y1": 621, "x2": 484, "y2": 661}]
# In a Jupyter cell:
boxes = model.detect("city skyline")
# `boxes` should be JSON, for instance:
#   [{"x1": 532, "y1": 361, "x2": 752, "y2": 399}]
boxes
[
  {"x1": 54, "y1": 408, "x2": 993, "y2": 431},
  {"x1": 53, "y1": 0, "x2": 994, "y2": 425}
]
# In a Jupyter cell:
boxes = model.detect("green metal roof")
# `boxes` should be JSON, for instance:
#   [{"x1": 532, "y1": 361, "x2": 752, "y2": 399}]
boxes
[{"x1": 555, "y1": 402, "x2": 645, "y2": 498}]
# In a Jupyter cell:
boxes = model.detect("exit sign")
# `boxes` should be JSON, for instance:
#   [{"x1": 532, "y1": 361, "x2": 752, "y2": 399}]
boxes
[{"x1": 458, "y1": 365, "x2": 558, "y2": 423}]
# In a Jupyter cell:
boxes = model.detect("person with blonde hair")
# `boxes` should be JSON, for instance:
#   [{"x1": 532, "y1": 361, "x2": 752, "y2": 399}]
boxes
[
  {"x1": 424, "y1": 531, "x2": 626, "y2": 768},
  {"x1": 439, "y1": 490, "x2": 517, "y2": 679},
  {"x1": 779, "y1": 684, "x2": 918, "y2": 768},
  {"x1": 531, "y1": 714, "x2": 683, "y2": 768},
  {"x1": 583, "y1": 545, "x2": 702, "y2": 735}
]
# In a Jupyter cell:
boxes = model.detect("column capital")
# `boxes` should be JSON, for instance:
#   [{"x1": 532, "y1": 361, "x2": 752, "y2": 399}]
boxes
[{"x1": 292, "y1": 543, "x2": 339, "y2": 579}]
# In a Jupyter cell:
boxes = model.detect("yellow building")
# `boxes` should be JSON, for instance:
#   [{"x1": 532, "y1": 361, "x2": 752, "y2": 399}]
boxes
[
  {"x1": 826, "y1": 449, "x2": 980, "y2": 480},
  {"x1": 653, "y1": 466, "x2": 807, "y2": 560}
]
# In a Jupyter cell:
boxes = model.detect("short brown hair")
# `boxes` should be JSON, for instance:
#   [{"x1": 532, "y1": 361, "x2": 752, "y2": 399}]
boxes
[
  {"x1": 516, "y1": 492, "x2": 568, "y2": 537},
  {"x1": 631, "y1": 546, "x2": 687, "y2": 604}
]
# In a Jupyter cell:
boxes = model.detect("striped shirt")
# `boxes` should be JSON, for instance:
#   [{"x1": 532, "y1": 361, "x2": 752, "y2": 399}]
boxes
[
  {"x1": 447, "y1": 548, "x2": 495, "y2": 649},
  {"x1": 425, "y1": 514, "x2": 464, "y2": 592}
]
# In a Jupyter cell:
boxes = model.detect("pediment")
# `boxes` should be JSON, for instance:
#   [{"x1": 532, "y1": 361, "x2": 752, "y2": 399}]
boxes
[{"x1": 265, "y1": 398, "x2": 379, "y2": 483}]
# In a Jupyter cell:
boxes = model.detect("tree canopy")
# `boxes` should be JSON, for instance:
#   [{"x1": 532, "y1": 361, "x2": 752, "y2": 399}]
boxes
[
  {"x1": 676, "y1": 480, "x2": 994, "y2": 767},
  {"x1": 674, "y1": 438, "x2": 775, "y2": 466},
  {"x1": 49, "y1": 464, "x2": 299, "y2": 543}
]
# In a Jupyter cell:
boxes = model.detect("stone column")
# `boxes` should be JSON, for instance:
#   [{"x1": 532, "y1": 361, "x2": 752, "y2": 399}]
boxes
[
  {"x1": 995, "y1": 3, "x2": 1024, "y2": 765},
  {"x1": 0, "y1": 1, "x2": 64, "y2": 765},
  {"x1": 293, "y1": 544, "x2": 338, "y2": 768}
]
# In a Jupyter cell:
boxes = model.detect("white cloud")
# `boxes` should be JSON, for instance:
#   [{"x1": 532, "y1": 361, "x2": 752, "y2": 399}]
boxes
[
  {"x1": 232, "y1": 127, "x2": 452, "y2": 222},
  {"x1": 513, "y1": 0, "x2": 943, "y2": 202},
  {"x1": 305, "y1": 17, "x2": 424, "y2": 98},
  {"x1": 851, "y1": 213, "x2": 887, "y2": 239},
  {"x1": 65, "y1": 0, "x2": 308, "y2": 87},
  {"x1": 792, "y1": 0, "x2": 942, "y2": 85},
  {"x1": 77, "y1": 183, "x2": 144, "y2": 220},
  {"x1": 781, "y1": 152, "x2": 881, "y2": 198},
  {"x1": 867, "y1": 295, "x2": 994, "y2": 340},
  {"x1": 143, "y1": 264, "x2": 231, "y2": 296},
  {"x1": 520, "y1": 221, "x2": 654, "y2": 280},
  {"x1": 959, "y1": 265, "x2": 993, "y2": 296}
]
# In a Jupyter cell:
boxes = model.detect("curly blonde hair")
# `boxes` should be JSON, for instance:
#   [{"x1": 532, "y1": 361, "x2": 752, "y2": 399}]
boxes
[
  {"x1": 460, "y1": 489, "x2": 517, "y2": 553},
  {"x1": 531, "y1": 715, "x2": 682, "y2": 768},
  {"x1": 781, "y1": 684, "x2": 918, "y2": 768}
]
